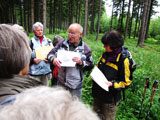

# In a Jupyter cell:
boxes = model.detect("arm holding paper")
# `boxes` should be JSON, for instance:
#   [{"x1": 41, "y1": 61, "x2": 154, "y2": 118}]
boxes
[
  {"x1": 47, "y1": 39, "x2": 93, "y2": 68},
  {"x1": 90, "y1": 66, "x2": 113, "y2": 92}
]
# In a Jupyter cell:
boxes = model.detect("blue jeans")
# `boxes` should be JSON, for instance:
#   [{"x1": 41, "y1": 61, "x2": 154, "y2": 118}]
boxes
[
  {"x1": 69, "y1": 88, "x2": 82, "y2": 100},
  {"x1": 57, "y1": 81, "x2": 82, "y2": 100}
]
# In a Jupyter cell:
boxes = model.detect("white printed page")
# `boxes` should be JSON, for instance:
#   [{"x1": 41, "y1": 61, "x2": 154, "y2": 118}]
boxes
[
  {"x1": 90, "y1": 66, "x2": 109, "y2": 91},
  {"x1": 57, "y1": 50, "x2": 81, "y2": 67}
]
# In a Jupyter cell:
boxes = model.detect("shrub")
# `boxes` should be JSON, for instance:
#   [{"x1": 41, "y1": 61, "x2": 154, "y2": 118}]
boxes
[{"x1": 154, "y1": 35, "x2": 160, "y2": 43}]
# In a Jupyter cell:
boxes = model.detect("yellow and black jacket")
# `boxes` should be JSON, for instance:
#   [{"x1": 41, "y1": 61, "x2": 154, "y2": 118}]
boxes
[{"x1": 92, "y1": 48, "x2": 132, "y2": 103}]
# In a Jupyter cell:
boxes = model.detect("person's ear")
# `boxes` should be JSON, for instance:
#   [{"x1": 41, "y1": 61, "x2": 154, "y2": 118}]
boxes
[{"x1": 18, "y1": 63, "x2": 29, "y2": 76}]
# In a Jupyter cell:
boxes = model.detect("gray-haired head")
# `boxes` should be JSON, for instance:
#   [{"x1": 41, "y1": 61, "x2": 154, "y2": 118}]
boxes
[
  {"x1": 0, "y1": 24, "x2": 31, "y2": 78},
  {"x1": 12, "y1": 24, "x2": 24, "y2": 31},
  {"x1": 68, "y1": 23, "x2": 83, "y2": 33},
  {"x1": 32, "y1": 22, "x2": 43, "y2": 31},
  {"x1": 0, "y1": 86, "x2": 100, "y2": 120}
]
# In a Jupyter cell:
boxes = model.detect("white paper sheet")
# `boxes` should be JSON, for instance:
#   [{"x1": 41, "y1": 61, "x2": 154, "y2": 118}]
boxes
[
  {"x1": 57, "y1": 50, "x2": 81, "y2": 67},
  {"x1": 90, "y1": 66, "x2": 109, "y2": 91}
]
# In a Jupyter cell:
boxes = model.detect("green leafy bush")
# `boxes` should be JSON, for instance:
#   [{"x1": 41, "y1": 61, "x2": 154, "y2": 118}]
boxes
[{"x1": 155, "y1": 35, "x2": 160, "y2": 43}]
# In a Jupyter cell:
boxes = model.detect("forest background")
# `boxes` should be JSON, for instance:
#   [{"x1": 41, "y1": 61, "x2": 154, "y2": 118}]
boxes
[{"x1": 0, "y1": 0, "x2": 160, "y2": 119}]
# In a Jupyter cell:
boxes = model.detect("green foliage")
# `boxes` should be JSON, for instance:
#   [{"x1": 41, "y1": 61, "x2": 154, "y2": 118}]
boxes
[
  {"x1": 149, "y1": 18, "x2": 160, "y2": 38},
  {"x1": 155, "y1": 35, "x2": 160, "y2": 40},
  {"x1": 99, "y1": 12, "x2": 110, "y2": 33},
  {"x1": 154, "y1": 35, "x2": 160, "y2": 44}
]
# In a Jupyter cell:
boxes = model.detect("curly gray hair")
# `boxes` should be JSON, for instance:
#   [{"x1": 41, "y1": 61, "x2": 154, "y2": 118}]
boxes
[
  {"x1": 0, "y1": 86, "x2": 100, "y2": 120},
  {"x1": 32, "y1": 22, "x2": 43, "y2": 31}
]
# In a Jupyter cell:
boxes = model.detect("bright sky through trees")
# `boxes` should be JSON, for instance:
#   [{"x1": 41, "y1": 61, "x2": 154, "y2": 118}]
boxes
[{"x1": 104, "y1": 0, "x2": 160, "y2": 19}]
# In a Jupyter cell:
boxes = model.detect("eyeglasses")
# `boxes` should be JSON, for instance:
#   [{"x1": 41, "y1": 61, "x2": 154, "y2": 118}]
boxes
[{"x1": 67, "y1": 32, "x2": 80, "y2": 36}]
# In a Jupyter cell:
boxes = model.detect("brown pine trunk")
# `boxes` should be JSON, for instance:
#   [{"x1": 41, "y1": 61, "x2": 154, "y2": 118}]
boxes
[
  {"x1": 83, "y1": 0, "x2": 89, "y2": 37},
  {"x1": 58, "y1": 0, "x2": 62, "y2": 29},
  {"x1": 110, "y1": 0, "x2": 114, "y2": 30},
  {"x1": 31, "y1": 0, "x2": 34, "y2": 27},
  {"x1": 43, "y1": 0, "x2": 46, "y2": 33},
  {"x1": 124, "y1": 0, "x2": 131, "y2": 40},
  {"x1": 23, "y1": 0, "x2": 27, "y2": 31},
  {"x1": 90, "y1": 0, "x2": 95, "y2": 33},
  {"x1": 137, "y1": 0, "x2": 151, "y2": 47},
  {"x1": 128, "y1": 0, "x2": 135, "y2": 38},
  {"x1": 134, "y1": 2, "x2": 141, "y2": 38},
  {"x1": 78, "y1": 0, "x2": 82, "y2": 24},
  {"x1": 53, "y1": 0, "x2": 56, "y2": 33},
  {"x1": 28, "y1": 0, "x2": 31, "y2": 32},
  {"x1": 145, "y1": 0, "x2": 154, "y2": 40},
  {"x1": 96, "y1": 0, "x2": 102, "y2": 40},
  {"x1": 49, "y1": 0, "x2": 53, "y2": 33},
  {"x1": 20, "y1": 0, "x2": 23, "y2": 26}
]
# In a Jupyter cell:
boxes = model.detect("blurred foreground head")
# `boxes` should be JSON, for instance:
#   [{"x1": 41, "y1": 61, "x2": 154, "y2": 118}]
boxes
[
  {"x1": 0, "y1": 86, "x2": 100, "y2": 120},
  {"x1": 0, "y1": 24, "x2": 31, "y2": 78}
]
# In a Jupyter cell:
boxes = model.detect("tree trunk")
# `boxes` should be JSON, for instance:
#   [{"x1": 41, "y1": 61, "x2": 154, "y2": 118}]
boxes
[
  {"x1": 76, "y1": 1, "x2": 79, "y2": 22},
  {"x1": 128, "y1": 0, "x2": 135, "y2": 38},
  {"x1": 134, "y1": 2, "x2": 141, "y2": 38},
  {"x1": 145, "y1": 0, "x2": 154, "y2": 40},
  {"x1": 124, "y1": 0, "x2": 131, "y2": 40},
  {"x1": 53, "y1": 0, "x2": 56, "y2": 33},
  {"x1": 23, "y1": 0, "x2": 27, "y2": 31},
  {"x1": 90, "y1": 0, "x2": 95, "y2": 34},
  {"x1": 31, "y1": 0, "x2": 34, "y2": 27},
  {"x1": 137, "y1": 0, "x2": 151, "y2": 47},
  {"x1": 20, "y1": 0, "x2": 23, "y2": 26},
  {"x1": 28, "y1": 0, "x2": 31, "y2": 32},
  {"x1": 11, "y1": 0, "x2": 15, "y2": 23},
  {"x1": 96, "y1": 0, "x2": 102, "y2": 40},
  {"x1": 49, "y1": 0, "x2": 53, "y2": 33},
  {"x1": 119, "y1": 0, "x2": 125, "y2": 33},
  {"x1": 69, "y1": 0, "x2": 74, "y2": 25},
  {"x1": 83, "y1": 0, "x2": 89, "y2": 37},
  {"x1": 34, "y1": 0, "x2": 40, "y2": 22},
  {"x1": 110, "y1": 0, "x2": 114, "y2": 30},
  {"x1": 78, "y1": 0, "x2": 82, "y2": 24},
  {"x1": 43, "y1": 0, "x2": 46, "y2": 33},
  {"x1": 58, "y1": 0, "x2": 62, "y2": 29}
]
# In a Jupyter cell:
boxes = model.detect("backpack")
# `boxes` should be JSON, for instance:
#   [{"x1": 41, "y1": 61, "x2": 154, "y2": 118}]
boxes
[
  {"x1": 121, "y1": 46, "x2": 136, "y2": 73},
  {"x1": 120, "y1": 46, "x2": 136, "y2": 100}
]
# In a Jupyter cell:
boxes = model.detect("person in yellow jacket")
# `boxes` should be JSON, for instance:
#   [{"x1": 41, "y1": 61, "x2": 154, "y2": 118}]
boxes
[{"x1": 92, "y1": 30, "x2": 132, "y2": 120}]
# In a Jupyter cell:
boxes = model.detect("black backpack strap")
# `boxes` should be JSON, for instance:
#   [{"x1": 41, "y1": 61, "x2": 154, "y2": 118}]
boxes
[
  {"x1": 29, "y1": 39, "x2": 34, "y2": 65},
  {"x1": 30, "y1": 38, "x2": 34, "y2": 51}
]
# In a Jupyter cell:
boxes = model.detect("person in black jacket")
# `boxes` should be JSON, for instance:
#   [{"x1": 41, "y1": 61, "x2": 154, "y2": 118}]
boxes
[{"x1": 92, "y1": 30, "x2": 132, "y2": 120}]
